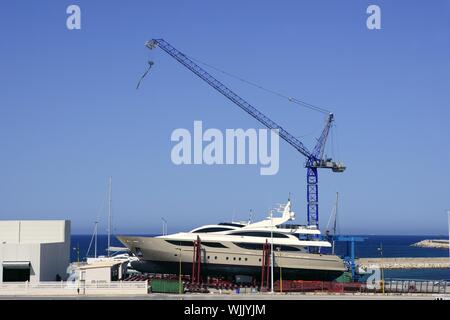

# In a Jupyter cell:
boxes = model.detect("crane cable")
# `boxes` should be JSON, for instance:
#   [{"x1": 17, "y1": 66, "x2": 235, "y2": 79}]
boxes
[
  {"x1": 186, "y1": 55, "x2": 332, "y2": 115},
  {"x1": 136, "y1": 50, "x2": 331, "y2": 114},
  {"x1": 136, "y1": 51, "x2": 341, "y2": 161}
]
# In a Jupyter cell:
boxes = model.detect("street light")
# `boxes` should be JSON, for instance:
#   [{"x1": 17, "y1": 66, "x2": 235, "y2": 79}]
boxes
[
  {"x1": 176, "y1": 247, "x2": 182, "y2": 294},
  {"x1": 377, "y1": 243, "x2": 385, "y2": 294},
  {"x1": 447, "y1": 210, "x2": 450, "y2": 280},
  {"x1": 270, "y1": 209, "x2": 274, "y2": 294},
  {"x1": 73, "y1": 242, "x2": 80, "y2": 264},
  {"x1": 276, "y1": 246, "x2": 282, "y2": 293}
]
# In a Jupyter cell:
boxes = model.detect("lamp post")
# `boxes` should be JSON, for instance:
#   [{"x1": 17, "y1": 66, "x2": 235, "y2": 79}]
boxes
[
  {"x1": 73, "y1": 243, "x2": 80, "y2": 264},
  {"x1": 378, "y1": 243, "x2": 385, "y2": 294},
  {"x1": 270, "y1": 210, "x2": 274, "y2": 294},
  {"x1": 107, "y1": 176, "x2": 112, "y2": 257},
  {"x1": 277, "y1": 246, "x2": 282, "y2": 293},
  {"x1": 176, "y1": 247, "x2": 182, "y2": 294},
  {"x1": 447, "y1": 210, "x2": 450, "y2": 280}
]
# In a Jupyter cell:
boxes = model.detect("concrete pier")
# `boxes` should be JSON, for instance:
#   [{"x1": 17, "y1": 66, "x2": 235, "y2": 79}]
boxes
[{"x1": 357, "y1": 257, "x2": 450, "y2": 269}]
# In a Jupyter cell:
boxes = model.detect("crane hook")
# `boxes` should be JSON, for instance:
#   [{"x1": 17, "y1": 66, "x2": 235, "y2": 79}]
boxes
[{"x1": 136, "y1": 60, "x2": 155, "y2": 90}]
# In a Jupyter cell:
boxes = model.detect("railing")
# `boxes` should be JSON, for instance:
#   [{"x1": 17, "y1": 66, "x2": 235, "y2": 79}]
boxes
[
  {"x1": 0, "y1": 280, "x2": 148, "y2": 296},
  {"x1": 273, "y1": 280, "x2": 367, "y2": 293},
  {"x1": 273, "y1": 279, "x2": 450, "y2": 294},
  {"x1": 385, "y1": 279, "x2": 449, "y2": 294}
]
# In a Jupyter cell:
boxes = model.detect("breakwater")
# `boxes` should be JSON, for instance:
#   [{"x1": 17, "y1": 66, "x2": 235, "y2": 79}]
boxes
[{"x1": 357, "y1": 257, "x2": 450, "y2": 269}]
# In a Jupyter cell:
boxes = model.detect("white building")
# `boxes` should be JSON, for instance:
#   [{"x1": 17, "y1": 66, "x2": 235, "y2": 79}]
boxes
[
  {"x1": 75, "y1": 260, "x2": 128, "y2": 283},
  {"x1": 0, "y1": 220, "x2": 71, "y2": 283}
]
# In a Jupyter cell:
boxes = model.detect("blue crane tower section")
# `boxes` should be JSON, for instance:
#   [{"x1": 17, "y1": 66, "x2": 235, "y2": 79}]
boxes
[{"x1": 146, "y1": 38, "x2": 346, "y2": 228}]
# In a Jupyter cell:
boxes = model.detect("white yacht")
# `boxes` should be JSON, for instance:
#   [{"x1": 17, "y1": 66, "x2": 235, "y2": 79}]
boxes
[{"x1": 117, "y1": 200, "x2": 346, "y2": 281}]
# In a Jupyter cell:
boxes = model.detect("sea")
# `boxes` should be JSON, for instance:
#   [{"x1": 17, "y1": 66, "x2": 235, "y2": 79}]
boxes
[{"x1": 70, "y1": 234, "x2": 450, "y2": 281}]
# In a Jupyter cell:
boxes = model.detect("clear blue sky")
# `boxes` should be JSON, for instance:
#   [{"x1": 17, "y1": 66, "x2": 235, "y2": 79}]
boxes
[{"x1": 0, "y1": 1, "x2": 449, "y2": 235}]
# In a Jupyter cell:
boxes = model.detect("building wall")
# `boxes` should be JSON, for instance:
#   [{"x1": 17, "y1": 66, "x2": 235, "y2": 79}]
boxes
[
  {"x1": 0, "y1": 220, "x2": 71, "y2": 283},
  {"x1": 77, "y1": 263, "x2": 126, "y2": 283},
  {"x1": 0, "y1": 221, "x2": 20, "y2": 243},
  {"x1": 0, "y1": 243, "x2": 41, "y2": 282},
  {"x1": 40, "y1": 242, "x2": 70, "y2": 281},
  {"x1": 81, "y1": 267, "x2": 111, "y2": 283},
  {"x1": 0, "y1": 220, "x2": 69, "y2": 244}
]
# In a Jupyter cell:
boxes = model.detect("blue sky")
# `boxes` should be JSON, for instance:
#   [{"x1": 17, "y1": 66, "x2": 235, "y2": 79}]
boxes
[{"x1": 0, "y1": 1, "x2": 449, "y2": 235}]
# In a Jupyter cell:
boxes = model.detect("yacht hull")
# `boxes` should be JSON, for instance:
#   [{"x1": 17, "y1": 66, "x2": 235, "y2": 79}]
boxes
[
  {"x1": 118, "y1": 236, "x2": 346, "y2": 281},
  {"x1": 130, "y1": 259, "x2": 342, "y2": 281}
]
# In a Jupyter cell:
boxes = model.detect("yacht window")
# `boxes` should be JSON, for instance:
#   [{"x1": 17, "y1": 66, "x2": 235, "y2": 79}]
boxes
[
  {"x1": 193, "y1": 227, "x2": 233, "y2": 233},
  {"x1": 202, "y1": 242, "x2": 228, "y2": 248},
  {"x1": 165, "y1": 240, "x2": 193, "y2": 246},
  {"x1": 230, "y1": 231, "x2": 289, "y2": 238},
  {"x1": 277, "y1": 245, "x2": 302, "y2": 252},
  {"x1": 233, "y1": 243, "x2": 263, "y2": 250},
  {"x1": 218, "y1": 222, "x2": 245, "y2": 228},
  {"x1": 234, "y1": 243, "x2": 302, "y2": 251}
]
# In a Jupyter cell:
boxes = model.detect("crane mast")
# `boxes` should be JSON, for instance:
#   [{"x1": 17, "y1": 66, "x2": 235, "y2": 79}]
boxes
[{"x1": 146, "y1": 38, "x2": 345, "y2": 228}]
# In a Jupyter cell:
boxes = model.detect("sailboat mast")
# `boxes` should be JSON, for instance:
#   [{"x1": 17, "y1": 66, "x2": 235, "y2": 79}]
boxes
[
  {"x1": 94, "y1": 221, "x2": 98, "y2": 258},
  {"x1": 108, "y1": 176, "x2": 112, "y2": 257},
  {"x1": 334, "y1": 192, "x2": 338, "y2": 234},
  {"x1": 332, "y1": 192, "x2": 339, "y2": 255},
  {"x1": 447, "y1": 210, "x2": 450, "y2": 277}
]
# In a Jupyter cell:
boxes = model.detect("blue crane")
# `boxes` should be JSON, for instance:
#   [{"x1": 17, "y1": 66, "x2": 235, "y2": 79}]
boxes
[{"x1": 145, "y1": 38, "x2": 345, "y2": 228}]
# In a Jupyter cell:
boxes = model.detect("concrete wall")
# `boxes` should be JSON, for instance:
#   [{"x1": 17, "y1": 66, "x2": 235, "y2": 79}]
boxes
[
  {"x1": 0, "y1": 220, "x2": 70, "y2": 244},
  {"x1": 40, "y1": 242, "x2": 70, "y2": 281},
  {"x1": 0, "y1": 281, "x2": 149, "y2": 296},
  {"x1": 76, "y1": 261, "x2": 127, "y2": 283},
  {"x1": 81, "y1": 267, "x2": 111, "y2": 283},
  {"x1": 0, "y1": 243, "x2": 41, "y2": 282},
  {"x1": 0, "y1": 221, "x2": 20, "y2": 243},
  {"x1": 0, "y1": 220, "x2": 71, "y2": 283}
]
